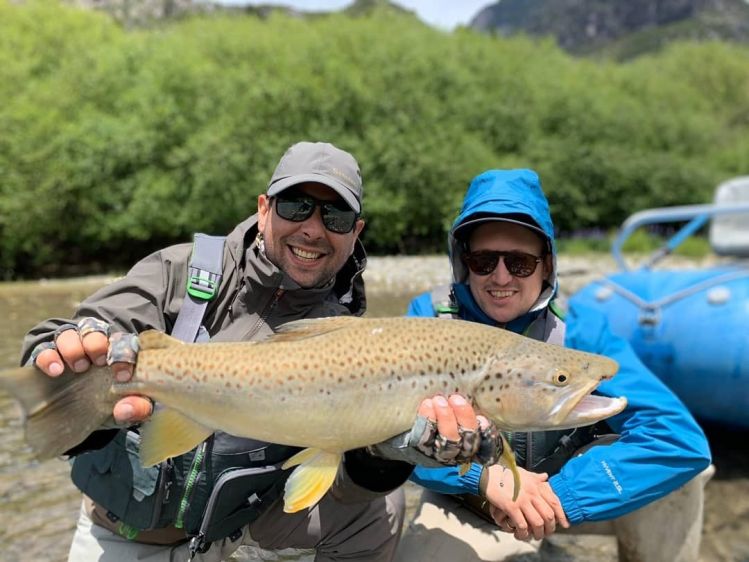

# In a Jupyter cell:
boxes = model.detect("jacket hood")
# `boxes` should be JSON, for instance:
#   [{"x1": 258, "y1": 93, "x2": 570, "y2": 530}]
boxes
[{"x1": 448, "y1": 169, "x2": 558, "y2": 313}]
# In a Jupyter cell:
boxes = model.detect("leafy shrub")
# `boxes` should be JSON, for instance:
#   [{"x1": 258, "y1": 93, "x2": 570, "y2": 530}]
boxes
[{"x1": 0, "y1": 1, "x2": 746, "y2": 277}]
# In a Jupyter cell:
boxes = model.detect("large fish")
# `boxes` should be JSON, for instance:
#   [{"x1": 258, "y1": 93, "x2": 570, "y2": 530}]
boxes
[{"x1": 0, "y1": 316, "x2": 626, "y2": 512}]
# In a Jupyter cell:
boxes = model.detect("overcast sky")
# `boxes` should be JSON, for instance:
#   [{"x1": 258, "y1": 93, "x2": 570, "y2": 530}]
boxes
[{"x1": 224, "y1": 1, "x2": 495, "y2": 30}]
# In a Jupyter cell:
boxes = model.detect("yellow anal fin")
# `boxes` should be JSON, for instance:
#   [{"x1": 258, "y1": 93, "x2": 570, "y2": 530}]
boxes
[
  {"x1": 281, "y1": 448, "x2": 341, "y2": 513},
  {"x1": 138, "y1": 330, "x2": 185, "y2": 350},
  {"x1": 499, "y1": 433, "x2": 522, "y2": 501},
  {"x1": 140, "y1": 407, "x2": 213, "y2": 467}
]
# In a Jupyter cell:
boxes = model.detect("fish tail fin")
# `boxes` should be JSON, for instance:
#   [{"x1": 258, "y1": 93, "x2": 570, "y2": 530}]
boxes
[
  {"x1": 0, "y1": 365, "x2": 114, "y2": 460},
  {"x1": 281, "y1": 448, "x2": 341, "y2": 513},
  {"x1": 499, "y1": 434, "x2": 522, "y2": 501}
]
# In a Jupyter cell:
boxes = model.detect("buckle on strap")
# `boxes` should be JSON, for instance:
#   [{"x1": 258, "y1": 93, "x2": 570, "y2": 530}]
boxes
[{"x1": 186, "y1": 267, "x2": 221, "y2": 301}]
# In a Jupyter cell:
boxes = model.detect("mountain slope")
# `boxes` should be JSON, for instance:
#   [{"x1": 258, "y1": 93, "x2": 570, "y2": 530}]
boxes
[{"x1": 469, "y1": 0, "x2": 749, "y2": 57}]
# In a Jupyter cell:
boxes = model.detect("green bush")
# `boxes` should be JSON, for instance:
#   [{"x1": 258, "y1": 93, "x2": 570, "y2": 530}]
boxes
[{"x1": 0, "y1": 1, "x2": 747, "y2": 277}]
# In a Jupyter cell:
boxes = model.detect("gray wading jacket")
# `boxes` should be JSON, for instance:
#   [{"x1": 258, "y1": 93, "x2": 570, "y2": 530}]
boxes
[{"x1": 21, "y1": 214, "x2": 413, "y2": 540}]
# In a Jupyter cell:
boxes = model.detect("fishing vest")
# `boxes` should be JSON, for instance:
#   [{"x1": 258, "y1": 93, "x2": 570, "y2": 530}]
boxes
[
  {"x1": 70, "y1": 234, "x2": 299, "y2": 553},
  {"x1": 430, "y1": 285, "x2": 602, "y2": 475}
]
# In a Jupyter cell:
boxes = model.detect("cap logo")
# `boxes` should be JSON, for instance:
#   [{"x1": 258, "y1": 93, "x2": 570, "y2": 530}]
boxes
[{"x1": 330, "y1": 166, "x2": 357, "y2": 186}]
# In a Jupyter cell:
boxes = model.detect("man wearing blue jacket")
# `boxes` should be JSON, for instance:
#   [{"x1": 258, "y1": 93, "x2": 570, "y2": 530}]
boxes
[{"x1": 395, "y1": 169, "x2": 713, "y2": 561}]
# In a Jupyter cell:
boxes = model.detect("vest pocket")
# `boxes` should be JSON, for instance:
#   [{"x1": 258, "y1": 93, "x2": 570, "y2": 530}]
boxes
[
  {"x1": 180, "y1": 434, "x2": 299, "y2": 537},
  {"x1": 194, "y1": 466, "x2": 290, "y2": 543},
  {"x1": 71, "y1": 429, "x2": 172, "y2": 531}
]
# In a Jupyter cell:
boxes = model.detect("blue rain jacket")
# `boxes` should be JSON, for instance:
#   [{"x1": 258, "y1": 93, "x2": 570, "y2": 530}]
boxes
[{"x1": 409, "y1": 169, "x2": 711, "y2": 524}]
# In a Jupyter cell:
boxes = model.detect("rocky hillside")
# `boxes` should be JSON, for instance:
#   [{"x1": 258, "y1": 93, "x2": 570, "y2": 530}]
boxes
[
  {"x1": 68, "y1": 0, "x2": 416, "y2": 28},
  {"x1": 469, "y1": 0, "x2": 749, "y2": 58}
]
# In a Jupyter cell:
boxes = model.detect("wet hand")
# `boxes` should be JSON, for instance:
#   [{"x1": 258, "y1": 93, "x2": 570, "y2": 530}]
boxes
[
  {"x1": 35, "y1": 324, "x2": 109, "y2": 377},
  {"x1": 415, "y1": 394, "x2": 489, "y2": 464},
  {"x1": 112, "y1": 395, "x2": 153, "y2": 424},
  {"x1": 418, "y1": 394, "x2": 484, "y2": 441},
  {"x1": 415, "y1": 394, "x2": 505, "y2": 464},
  {"x1": 32, "y1": 319, "x2": 152, "y2": 424},
  {"x1": 484, "y1": 465, "x2": 569, "y2": 541}
]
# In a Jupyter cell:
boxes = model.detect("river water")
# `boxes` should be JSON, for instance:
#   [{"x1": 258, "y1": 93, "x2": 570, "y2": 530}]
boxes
[{"x1": 0, "y1": 257, "x2": 747, "y2": 561}]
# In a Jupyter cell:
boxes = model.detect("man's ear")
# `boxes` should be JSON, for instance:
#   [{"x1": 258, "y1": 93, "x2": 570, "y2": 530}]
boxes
[
  {"x1": 257, "y1": 194, "x2": 270, "y2": 231},
  {"x1": 543, "y1": 254, "x2": 554, "y2": 281},
  {"x1": 350, "y1": 218, "x2": 365, "y2": 254}
]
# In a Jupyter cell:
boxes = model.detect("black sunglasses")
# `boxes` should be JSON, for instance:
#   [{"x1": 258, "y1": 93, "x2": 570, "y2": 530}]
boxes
[
  {"x1": 462, "y1": 250, "x2": 544, "y2": 278},
  {"x1": 273, "y1": 194, "x2": 359, "y2": 234}
]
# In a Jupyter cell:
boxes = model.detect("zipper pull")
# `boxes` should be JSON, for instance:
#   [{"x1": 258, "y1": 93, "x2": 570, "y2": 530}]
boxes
[{"x1": 188, "y1": 533, "x2": 208, "y2": 559}]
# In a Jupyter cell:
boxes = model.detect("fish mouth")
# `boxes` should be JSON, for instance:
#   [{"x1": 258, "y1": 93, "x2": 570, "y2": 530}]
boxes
[{"x1": 556, "y1": 393, "x2": 628, "y2": 429}]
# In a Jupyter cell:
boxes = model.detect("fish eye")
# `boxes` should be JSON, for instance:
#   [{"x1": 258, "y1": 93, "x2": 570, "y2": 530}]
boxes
[{"x1": 553, "y1": 370, "x2": 570, "y2": 386}]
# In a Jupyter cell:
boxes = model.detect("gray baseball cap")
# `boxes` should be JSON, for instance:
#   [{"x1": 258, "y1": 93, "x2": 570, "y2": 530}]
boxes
[{"x1": 267, "y1": 141, "x2": 363, "y2": 213}]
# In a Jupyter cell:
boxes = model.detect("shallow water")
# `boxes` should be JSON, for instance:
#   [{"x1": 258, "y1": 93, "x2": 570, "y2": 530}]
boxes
[{"x1": 0, "y1": 272, "x2": 747, "y2": 561}]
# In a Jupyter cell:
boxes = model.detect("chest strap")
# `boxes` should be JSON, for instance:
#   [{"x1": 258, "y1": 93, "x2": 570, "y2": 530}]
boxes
[
  {"x1": 430, "y1": 284, "x2": 459, "y2": 319},
  {"x1": 523, "y1": 303, "x2": 566, "y2": 346},
  {"x1": 171, "y1": 233, "x2": 226, "y2": 343}
]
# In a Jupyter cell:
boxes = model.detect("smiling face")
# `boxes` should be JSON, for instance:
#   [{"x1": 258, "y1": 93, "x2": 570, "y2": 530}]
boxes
[
  {"x1": 257, "y1": 182, "x2": 365, "y2": 289},
  {"x1": 467, "y1": 221, "x2": 552, "y2": 324}
]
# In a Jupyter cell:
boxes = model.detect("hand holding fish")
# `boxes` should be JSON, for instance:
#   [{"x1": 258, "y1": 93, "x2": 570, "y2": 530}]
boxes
[
  {"x1": 414, "y1": 394, "x2": 505, "y2": 464},
  {"x1": 30, "y1": 318, "x2": 153, "y2": 424},
  {"x1": 484, "y1": 465, "x2": 569, "y2": 541}
]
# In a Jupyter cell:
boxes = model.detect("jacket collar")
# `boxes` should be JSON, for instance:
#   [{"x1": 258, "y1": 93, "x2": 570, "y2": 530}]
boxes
[{"x1": 452, "y1": 282, "x2": 542, "y2": 334}]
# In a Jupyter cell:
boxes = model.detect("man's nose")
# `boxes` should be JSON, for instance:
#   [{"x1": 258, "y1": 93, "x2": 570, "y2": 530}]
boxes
[
  {"x1": 491, "y1": 257, "x2": 513, "y2": 284},
  {"x1": 299, "y1": 206, "x2": 326, "y2": 237}
]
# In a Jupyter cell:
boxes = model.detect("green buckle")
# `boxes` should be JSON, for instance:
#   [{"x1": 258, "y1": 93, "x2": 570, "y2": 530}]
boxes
[{"x1": 187, "y1": 268, "x2": 219, "y2": 301}]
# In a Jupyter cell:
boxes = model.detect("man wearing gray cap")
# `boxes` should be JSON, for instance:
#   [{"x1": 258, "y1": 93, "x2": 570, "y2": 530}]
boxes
[{"x1": 20, "y1": 141, "x2": 418, "y2": 561}]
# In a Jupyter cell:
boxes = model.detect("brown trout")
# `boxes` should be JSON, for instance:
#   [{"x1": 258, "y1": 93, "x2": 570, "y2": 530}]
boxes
[{"x1": 0, "y1": 316, "x2": 626, "y2": 512}]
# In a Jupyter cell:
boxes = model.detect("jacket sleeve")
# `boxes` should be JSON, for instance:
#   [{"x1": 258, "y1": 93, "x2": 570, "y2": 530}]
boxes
[
  {"x1": 405, "y1": 291, "x2": 435, "y2": 318},
  {"x1": 411, "y1": 463, "x2": 483, "y2": 495},
  {"x1": 21, "y1": 244, "x2": 192, "y2": 364},
  {"x1": 549, "y1": 301, "x2": 712, "y2": 524}
]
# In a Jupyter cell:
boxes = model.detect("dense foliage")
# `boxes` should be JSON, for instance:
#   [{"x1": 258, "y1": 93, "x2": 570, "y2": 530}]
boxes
[{"x1": 1, "y1": 1, "x2": 748, "y2": 278}]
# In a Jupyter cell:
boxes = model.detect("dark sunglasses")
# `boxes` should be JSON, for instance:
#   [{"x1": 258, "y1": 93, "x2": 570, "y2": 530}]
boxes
[
  {"x1": 273, "y1": 194, "x2": 359, "y2": 234},
  {"x1": 462, "y1": 250, "x2": 544, "y2": 278}
]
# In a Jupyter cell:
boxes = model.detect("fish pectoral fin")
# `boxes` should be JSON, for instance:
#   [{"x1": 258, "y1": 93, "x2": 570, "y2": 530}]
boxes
[
  {"x1": 458, "y1": 462, "x2": 471, "y2": 476},
  {"x1": 281, "y1": 448, "x2": 341, "y2": 513},
  {"x1": 139, "y1": 407, "x2": 213, "y2": 467},
  {"x1": 138, "y1": 330, "x2": 185, "y2": 350},
  {"x1": 499, "y1": 434, "x2": 522, "y2": 501},
  {"x1": 265, "y1": 317, "x2": 360, "y2": 344}
]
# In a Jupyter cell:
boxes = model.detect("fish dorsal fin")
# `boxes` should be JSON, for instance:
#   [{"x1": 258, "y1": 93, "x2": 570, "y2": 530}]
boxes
[
  {"x1": 138, "y1": 330, "x2": 185, "y2": 350},
  {"x1": 281, "y1": 448, "x2": 342, "y2": 513},
  {"x1": 139, "y1": 407, "x2": 213, "y2": 467},
  {"x1": 264, "y1": 316, "x2": 361, "y2": 344}
]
